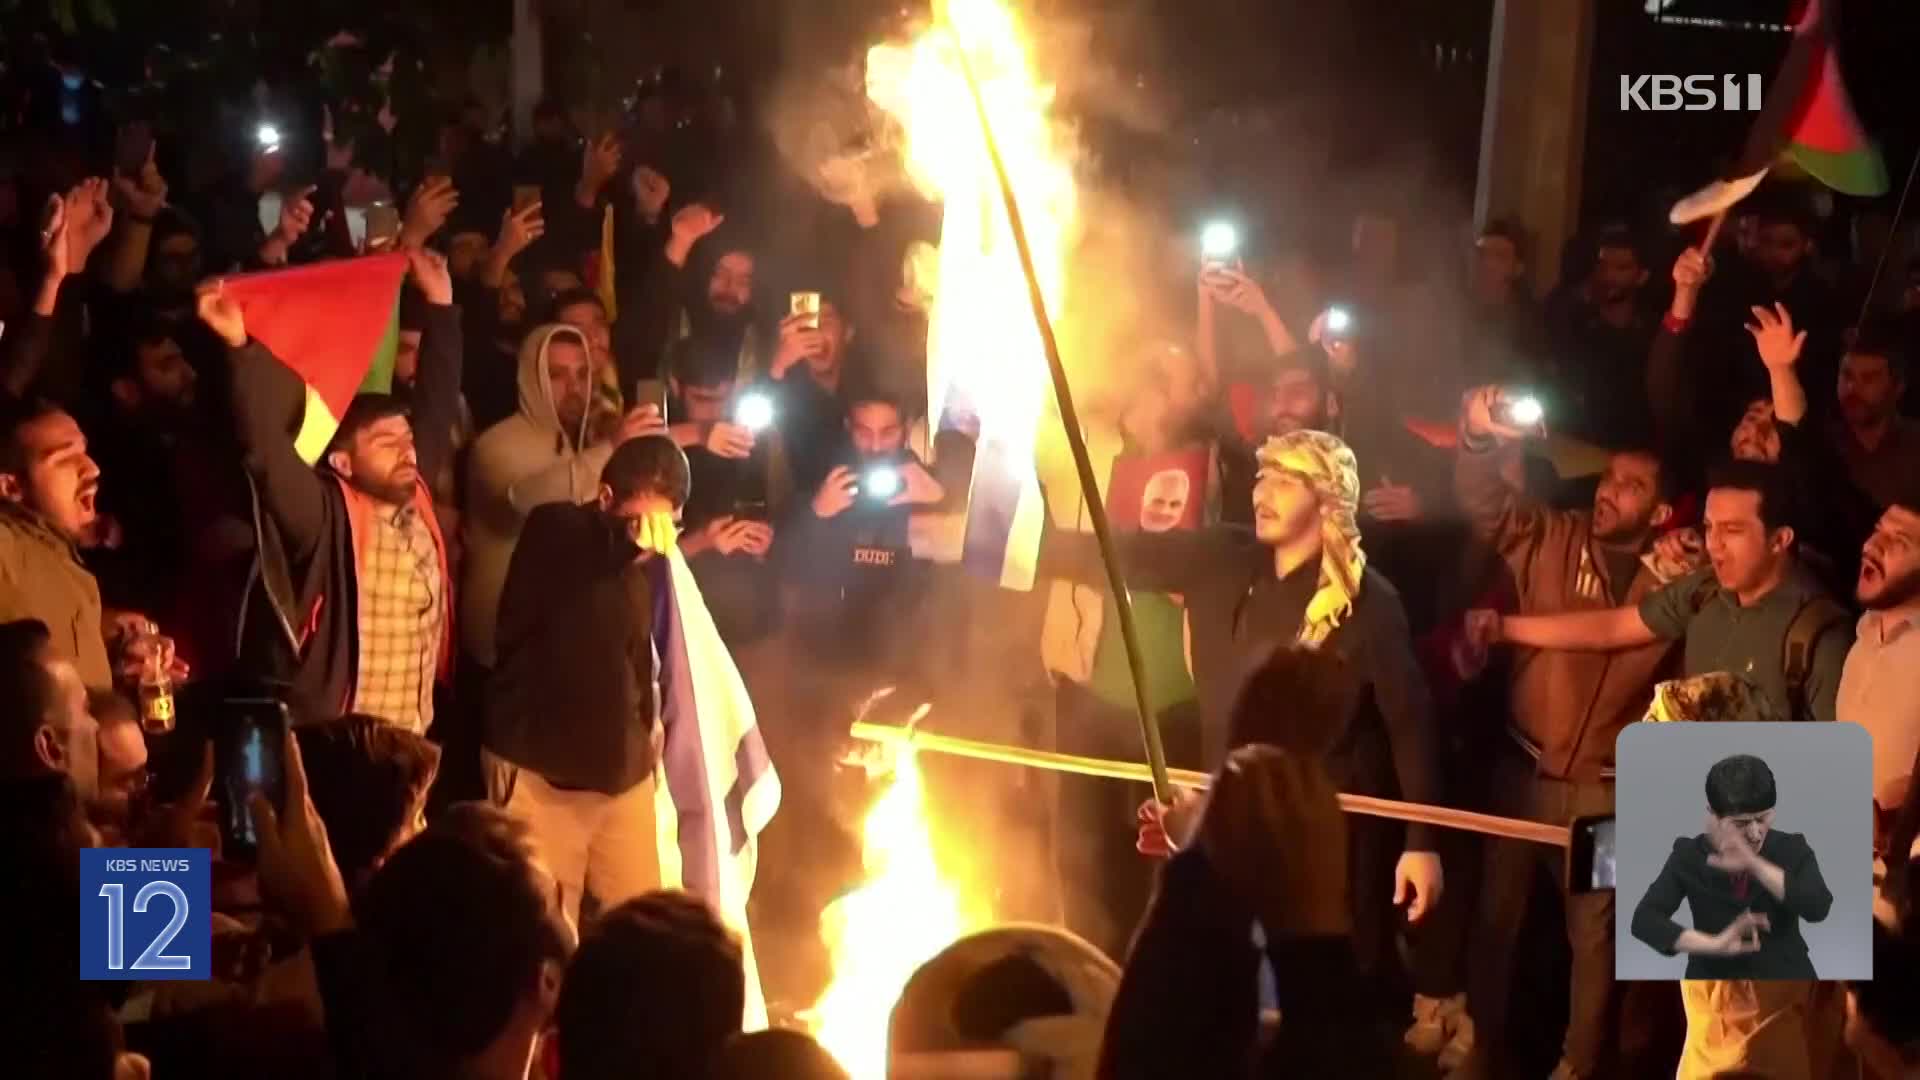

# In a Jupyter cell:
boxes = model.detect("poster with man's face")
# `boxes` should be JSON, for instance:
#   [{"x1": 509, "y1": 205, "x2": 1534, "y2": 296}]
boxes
[{"x1": 1106, "y1": 447, "x2": 1210, "y2": 534}]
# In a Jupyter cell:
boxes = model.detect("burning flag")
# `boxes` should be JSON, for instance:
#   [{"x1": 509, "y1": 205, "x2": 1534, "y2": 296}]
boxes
[{"x1": 1671, "y1": 0, "x2": 1887, "y2": 226}]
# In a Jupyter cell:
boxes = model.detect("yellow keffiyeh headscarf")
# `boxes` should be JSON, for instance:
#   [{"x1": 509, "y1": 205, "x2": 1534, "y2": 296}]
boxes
[{"x1": 1255, "y1": 431, "x2": 1366, "y2": 648}]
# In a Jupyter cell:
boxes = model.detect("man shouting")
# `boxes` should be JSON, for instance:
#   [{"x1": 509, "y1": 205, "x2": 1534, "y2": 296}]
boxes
[{"x1": 1043, "y1": 429, "x2": 1444, "y2": 1003}]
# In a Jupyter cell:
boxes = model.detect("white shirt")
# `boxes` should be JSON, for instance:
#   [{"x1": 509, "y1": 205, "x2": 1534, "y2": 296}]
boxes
[{"x1": 1837, "y1": 608, "x2": 1920, "y2": 808}]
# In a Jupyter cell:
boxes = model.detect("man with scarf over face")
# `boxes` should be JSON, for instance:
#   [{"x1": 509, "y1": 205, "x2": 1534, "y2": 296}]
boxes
[{"x1": 1041, "y1": 429, "x2": 1444, "y2": 1008}]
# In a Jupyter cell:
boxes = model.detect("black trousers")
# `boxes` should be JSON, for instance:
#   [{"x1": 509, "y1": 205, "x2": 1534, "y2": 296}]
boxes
[{"x1": 1466, "y1": 749, "x2": 1617, "y2": 1076}]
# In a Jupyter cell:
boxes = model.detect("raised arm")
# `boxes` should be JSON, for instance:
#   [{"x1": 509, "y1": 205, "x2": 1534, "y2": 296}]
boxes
[
  {"x1": 103, "y1": 143, "x2": 168, "y2": 294},
  {"x1": 1455, "y1": 384, "x2": 1561, "y2": 558},
  {"x1": 199, "y1": 284, "x2": 330, "y2": 563},
  {"x1": 1647, "y1": 247, "x2": 1710, "y2": 458},
  {"x1": 400, "y1": 249, "x2": 464, "y2": 486},
  {"x1": 1746, "y1": 302, "x2": 1809, "y2": 426}
]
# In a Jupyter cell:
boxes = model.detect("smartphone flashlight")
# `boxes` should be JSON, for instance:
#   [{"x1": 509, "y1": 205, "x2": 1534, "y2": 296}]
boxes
[
  {"x1": 735, "y1": 392, "x2": 775, "y2": 433},
  {"x1": 1200, "y1": 221, "x2": 1238, "y2": 261},
  {"x1": 1502, "y1": 393, "x2": 1545, "y2": 428},
  {"x1": 255, "y1": 123, "x2": 283, "y2": 152},
  {"x1": 1323, "y1": 305, "x2": 1353, "y2": 336},
  {"x1": 862, "y1": 464, "x2": 902, "y2": 500}
]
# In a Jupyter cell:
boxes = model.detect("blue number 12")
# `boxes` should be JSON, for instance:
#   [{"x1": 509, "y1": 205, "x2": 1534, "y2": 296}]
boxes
[{"x1": 98, "y1": 881, "x2": 193, "y2": 971}]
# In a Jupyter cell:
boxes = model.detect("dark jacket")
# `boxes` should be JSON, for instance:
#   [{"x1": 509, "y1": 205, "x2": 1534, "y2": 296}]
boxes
[
  {"x1": 1039, "y1": 527, "x2": 1443, "y2": 848},
  {"x1": 229, "y1": 302, "x2": 462, "y2": 724},
  {"x1": 1455, "y1": 438, "x2": 1679, "y2": 780},
  {"x1": 1096, "y1": 847, "x2": 1396, "y2": 1079},
  {"x1": 1630, "y1": 828, "x2": 1833, "y2": 981},
  {"x1": 484, "y1": 502, "x2": 661, "y2": 794}
]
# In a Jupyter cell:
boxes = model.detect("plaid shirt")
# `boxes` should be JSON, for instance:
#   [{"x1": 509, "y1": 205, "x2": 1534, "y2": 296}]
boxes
[{"x1": 352, "y1": 503, "x2": 443, "y2": 734}]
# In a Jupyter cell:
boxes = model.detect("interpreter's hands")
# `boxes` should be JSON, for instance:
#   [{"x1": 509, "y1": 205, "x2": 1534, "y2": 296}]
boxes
[
  {"x1": 890, "y1": 460, "x2": 945, "y2": 508},
  {"x1": 494, "y1": 201, "x2": 546, "y2": 264},
  {"x1": 633, "y1": 165, "x2": 670, "y2": 224},
  {"x1": 1461, "y1": 384, "x2": 1541, "y2": 444},
  {"x1": 1199, "y1": 744, "x2": 1352, "y2": 939},
  {"x1": 580, "y1": 133, "x2": 623, "y2": 196},
  {"x1": 1746, "y1": 302, "x2": 1807, "y2": 371},
  {"x1": 112, "y1": 138, "x2": 168, "y2": 221},
  {"x1": 1394, "y1": 850, "x2": 1445, "y2": 923},
  {"x1": 1706, "y1": 910, "x2": 1770, "y2": 956},
  {"x1": 1136, "y1": 789, "x2": 1206, "y2": 857},
  {"x1": 772, "y1": 313, "x2": 827, "y2": 379},
  {"x1": 401, "y1": 175, "x2": 459, "y2": 250},
  {"x1": 1652, "y1": 527, "x2": 1707, "y2": 576},
  {"x1": 666, "y1": 203, "x2": 725, "y2": 266},
  {"x1": 275, "y1": 185, "x2": 317, "y2": 246},
  {"x1": 1706, "y1": 816, "x2": 1762, "y2": 874},
  {"x1": 1361, "y1": 475, "x2": 1422, "y2": 523},
  {"x1": 702, "y1": 421, "x2": 756, "y2": 460},
  {"x1": 1670, "y1": 246, "x2": 1712, "y2": 321},
  {"x1": 253, "y1": 726, "x2": 351, "y2": 936},
  {"x1": 813, "y1": 465, "x2": 859, "y2": 519},
  {"x1": 196, "y1": 281, "x2": 249, "y2": 349},
  {"x1": 405, "y1": 247, "x2": 455, "y2": 306}
]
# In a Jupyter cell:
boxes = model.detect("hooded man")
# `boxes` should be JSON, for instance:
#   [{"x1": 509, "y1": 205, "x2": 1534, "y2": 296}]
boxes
[
  {"x1": 463, "y1": 324, "x2": 662, "y2": 674},
  {"x1": 1042, "y1": 429, "x2": 1444, "y2": 1008}
]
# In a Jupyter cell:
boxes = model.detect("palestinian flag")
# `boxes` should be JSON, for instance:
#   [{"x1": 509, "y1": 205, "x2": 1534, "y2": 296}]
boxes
[
  {"x1": 221, "y1": 253, "x2": 410, "y2": 463},
  {"x1": 1670, "y1": 0, "x2": 1887, "y2": 225}
]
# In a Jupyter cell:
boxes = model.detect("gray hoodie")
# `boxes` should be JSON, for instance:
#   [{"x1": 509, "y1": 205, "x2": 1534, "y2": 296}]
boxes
[{"x1": 461, "y1": 323, "x2": 615, "y2": 667}]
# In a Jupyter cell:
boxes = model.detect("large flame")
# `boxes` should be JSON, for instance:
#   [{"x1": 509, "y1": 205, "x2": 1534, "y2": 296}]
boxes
[
  {"x1": 807, "y1": 746, "x2": 983, "y2": 1078},
  {"x1": 807, "y1": 2, "x2": 1075, "y2": 1074},
  {"x1": 868, "y1": 0, "x2": 1076, "y2": 590}
]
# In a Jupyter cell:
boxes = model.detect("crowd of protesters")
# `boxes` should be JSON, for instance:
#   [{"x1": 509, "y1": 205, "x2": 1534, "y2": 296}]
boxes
[{"x1": 2, "y1": 22, "x2": 1920, "y2": 1080}]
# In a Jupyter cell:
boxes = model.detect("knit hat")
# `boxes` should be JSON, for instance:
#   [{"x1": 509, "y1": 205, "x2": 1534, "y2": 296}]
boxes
[{"x1": 1254, "y1": 431, "x2": 1365, "y2": 647}]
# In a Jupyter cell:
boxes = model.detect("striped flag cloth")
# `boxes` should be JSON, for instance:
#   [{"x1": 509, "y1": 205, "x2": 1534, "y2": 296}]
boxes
[
  {"x1": 1672, "y1": 0, "x2": 1887, "y2": 225},
  {"x1": 651, "y1": 545, "x2": 782, "y2": 1031},
  {"x1": 220, "y1": 253, "x2": 409, "y2": 463}
]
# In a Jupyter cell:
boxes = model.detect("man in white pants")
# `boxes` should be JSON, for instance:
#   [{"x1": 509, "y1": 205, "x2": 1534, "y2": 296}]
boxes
[{"x1": 483, "y1": 437, "x2": 688, "y2": 928}]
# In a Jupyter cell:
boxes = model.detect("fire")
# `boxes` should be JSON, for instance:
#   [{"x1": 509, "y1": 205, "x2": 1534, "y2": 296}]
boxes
[
  {"x1": 807, "y1": 1, "x2": 1077, "y2": 1072},
  {"x1": 807, "y1": 746, "x2": 983, "y2": 1078},
  {"x1": 867, "y1": 0, "x2": 1077, "y2": 590}
]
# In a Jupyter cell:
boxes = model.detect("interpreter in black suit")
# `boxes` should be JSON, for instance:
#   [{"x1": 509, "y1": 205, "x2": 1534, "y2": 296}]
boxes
[{"x1": 1631, "y1": 754, "x2": 1833, "y2": 980}]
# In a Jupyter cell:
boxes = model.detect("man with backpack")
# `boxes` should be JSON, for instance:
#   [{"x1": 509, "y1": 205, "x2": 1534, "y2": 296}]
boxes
[{"x1": 1468, "y1": 459, "x2": 1853, "y2": 724}]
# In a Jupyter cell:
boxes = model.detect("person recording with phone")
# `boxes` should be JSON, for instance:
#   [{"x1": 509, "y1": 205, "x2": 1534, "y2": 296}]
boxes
[{"x1": 767, "y1": 288, "x2": 863, "y2": 497}]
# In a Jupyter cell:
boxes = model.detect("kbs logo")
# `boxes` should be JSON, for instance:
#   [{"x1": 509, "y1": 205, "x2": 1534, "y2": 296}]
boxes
[{"x1": 1619, "y1": 74, "x2": 1762, "y2": 112}]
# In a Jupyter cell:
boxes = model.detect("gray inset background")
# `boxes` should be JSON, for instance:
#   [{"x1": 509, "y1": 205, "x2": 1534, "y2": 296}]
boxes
[{"x1": 1614, "y1": 722, "x2": 1873, "y2": 981}]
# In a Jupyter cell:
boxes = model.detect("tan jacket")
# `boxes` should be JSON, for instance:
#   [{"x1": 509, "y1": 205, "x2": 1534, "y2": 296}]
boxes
[
  {"x1": 0, "y1": 501, "x2": 109, "y2": 687},
  {"x1": 1455, "y1": 441, "x2": 1677, "y2": 780}
]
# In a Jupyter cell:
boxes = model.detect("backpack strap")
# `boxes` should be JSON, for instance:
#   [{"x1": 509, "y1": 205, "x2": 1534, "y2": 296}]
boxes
[{"x1": 1782, "y1": 591, "x2": 1849, "y2": 722}]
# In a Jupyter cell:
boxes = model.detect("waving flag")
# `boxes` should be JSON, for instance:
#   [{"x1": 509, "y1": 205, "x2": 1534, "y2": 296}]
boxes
[
  {"x1": 651, "y1": 546, "x2": 782, "y2": 1031},
  {"x1": 1670, "y1": 0, "x2": 1887, "y2": 226},
  {"x1": 221, "y1": 253, "x2": 409, "y2": 462}
]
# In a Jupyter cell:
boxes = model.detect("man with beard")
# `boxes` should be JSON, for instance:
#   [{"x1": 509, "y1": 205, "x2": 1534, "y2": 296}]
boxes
[
  {"x1": 1045, "y1": 430, "x2": 1445, "y2": 1014},
  {"x1": 202, "y1": 249, "x2": 462, "y2": 733},
  {"x1": 617, "y1": 201, "x2": 755, "y2": 386},
  {"x1": 1451, "y1": 384, "x2": 1683, "y2": 1080},
  {"x1": 85, "y1": 318, "x2": 254, "y2": 678},
  {"x1": 1830, "y1": 332, "x2": 1920, "y2": 512},
  {"x1": 1837, "y1": 501, "x2": 1920, "y2": 843}
]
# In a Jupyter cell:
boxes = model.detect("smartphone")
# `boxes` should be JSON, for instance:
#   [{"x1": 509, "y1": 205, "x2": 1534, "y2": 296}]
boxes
[
  {"x1": 1200, "y1": 220, "x2": 1238, "y2": 263},
  {"x1": 364, "y1": 202, "x2": 401, "y2": 251},
  {"x1": 858, "y1": 463, "x2": 902, "y2": 501},
  {"x1": 1567, "y1": 814, "x2": 1616, "y2": 893},
  {"x1": 115, "y1": 124, "x2": 153, "y2": 177},
  {"x1": 790, "y1": 291, "x2": 822, "y2": 331},
  {"x1": 733, "y1": 494, "x2": 770, "y2": 522},
  {"x1": 734, "y1": 390, "x2": 775, "y2": 433},
  {"x1": 214, "y1": 699, "x2": 290, "y2": 863},
  {"x1": 512, "y1": 184, "x2": 543, "y2": 215},
  {"x1": 1501, "y1": 392, "x2": 1545, "y2": 428}
]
